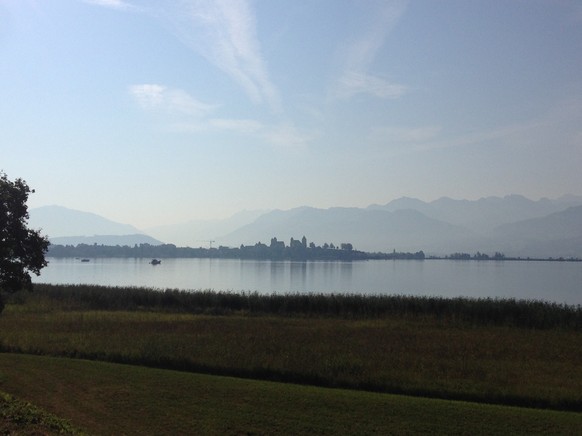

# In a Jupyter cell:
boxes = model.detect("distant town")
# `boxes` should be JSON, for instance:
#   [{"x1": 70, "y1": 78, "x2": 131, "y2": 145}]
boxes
[
  {"x1": 48, "y1": 236, "x2": 424, "y2": 261},
  {"x1": 47, "y1": 237, "x2": 580, "y2": 262}
]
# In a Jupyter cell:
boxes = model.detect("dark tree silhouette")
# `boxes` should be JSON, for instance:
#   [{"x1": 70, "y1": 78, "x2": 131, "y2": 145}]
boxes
[{"x1": 0, "y1": 172, "x2": 49, "y2": 312}]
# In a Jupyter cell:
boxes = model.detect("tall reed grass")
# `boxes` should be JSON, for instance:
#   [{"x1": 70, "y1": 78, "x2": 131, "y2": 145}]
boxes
[
  {"x1": 2, "y1": 284, "x2": 581, "y2": 411},
  {"x1": 14, "y1": 283, "x2": 582, "y2": 330}
]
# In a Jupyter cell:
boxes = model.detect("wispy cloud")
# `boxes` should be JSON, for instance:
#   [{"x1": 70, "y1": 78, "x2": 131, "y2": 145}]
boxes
[
  {"x1": 372, "y1": 125, "x2": 442, "y2": 144},
  {"x1": 333, "y1": 0, "x2": 408, "y2": 100},
  {"x1": 371, "y1": 98, "x2": 582, "y2": 159},
  {"x1": 372, "y1": 123, "x2": 533, "y2": 157},
  {"x1": 261, "y1": 123, "x2": 316, "y2": 149},
  {"x1": 162, "y1": 0, "x2": 281, "y2": 112},
  {"x1": 208, "y1": 118, "x2": 263, "y2": 134},
  {"x1": 83, "y1": 0, "x2": 134, "y2": 11},
  {"x1": 88, "y1": 0, "x2": 280, "y2": 112},
  {"x1": 336, "y1": 72, "x2": 408, "y2": 99},
  {"x1": 130, "y1": 84, "x2": 311, "y2": 148},
  {"x1": 170, "y1": 118, "x2": 313, "y2": 150},
  {"x1": 129, "y1": 84, "x2": 217, "y2": 117}
]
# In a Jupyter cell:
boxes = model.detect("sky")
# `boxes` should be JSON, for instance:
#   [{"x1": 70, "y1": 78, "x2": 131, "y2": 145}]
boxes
[{"x1": 1, "y1": 0, "x2": 581, "y2": 229}]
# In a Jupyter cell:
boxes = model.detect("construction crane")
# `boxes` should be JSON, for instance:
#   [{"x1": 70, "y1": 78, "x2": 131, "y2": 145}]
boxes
[{"x1": 198, "y1": 240, "x2": 216, "y2": 249}]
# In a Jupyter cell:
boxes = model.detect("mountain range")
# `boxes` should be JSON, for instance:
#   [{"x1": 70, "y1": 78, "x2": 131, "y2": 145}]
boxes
[
  {"x1": 29, "y1": 195, "x2": 582, "y2": 257},
  {"x1": 29, "y1": 206, "x2": 162, "y2": 246},
  {"x1": 145, "y1": 209, "x2": 267, "y2": 248},
  {"x1": 367, "y1": 194, "x2": 581, "y2": 233}
]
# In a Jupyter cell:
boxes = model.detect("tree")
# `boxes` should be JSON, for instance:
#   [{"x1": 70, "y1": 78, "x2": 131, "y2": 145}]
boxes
[{"x1": 0, "y1": 172, "x2": 49, "y2": 313}]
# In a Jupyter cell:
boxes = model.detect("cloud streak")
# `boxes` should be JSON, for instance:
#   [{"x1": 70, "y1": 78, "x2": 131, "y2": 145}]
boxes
[
  {"x1": 369, "y1": 98, "x2": 582, "y2": 162},
  {"x1": 129, "y1": 84, "x2": 217, "y2": 117},
  {"x1": 130, "y1": 84, "x2": 311, "y2": 148},
  {"x1": 87, "y1": 0, "x2": 280, "y2": 112},
  {"x1": 336, "y1": 71, "x2": 408, "y2": 99},
  {"x1": 372, "y1": 125, "x2": 442, "y2": 144},
  {"x1": 333, "y1": 0, "x2": 408, "y2": 100},
  {"x1": 83, "y1": 0, "x2": 134, "y2": 11},
  {"x1": 162, "y1": 0, "x2": 281, "y2": 112}
]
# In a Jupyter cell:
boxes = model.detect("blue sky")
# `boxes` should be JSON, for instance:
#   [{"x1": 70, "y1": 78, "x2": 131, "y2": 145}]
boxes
[{"x1": 1, "y1": 0, "x2": 581, "y2": 228}]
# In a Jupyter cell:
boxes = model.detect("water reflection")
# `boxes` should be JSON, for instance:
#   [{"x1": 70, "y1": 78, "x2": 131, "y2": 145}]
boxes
[
  {"x1": 340, "y1": 261, "x2": 353, "y2": 291},
  {"x1": 234, "y1": 260, "x2": 355, "y2": 293},
  {"x1": 290, "y1": 261, "x2": 307, "y2": 291},
  {"x1": 269, "y1": 261, "x2": 286, "y2": 292},
  {"x1": 36, "y1": 258, "x2": 582, "y2": 304}
]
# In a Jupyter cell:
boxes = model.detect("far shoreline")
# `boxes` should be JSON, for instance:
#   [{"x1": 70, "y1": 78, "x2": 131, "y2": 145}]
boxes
[{"x1": 46, "y1": 242, "x2": 581, "y2": 263}]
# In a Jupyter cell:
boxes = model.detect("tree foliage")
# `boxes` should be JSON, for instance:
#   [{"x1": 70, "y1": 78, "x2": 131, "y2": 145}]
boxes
[{"x1": 0, "y1": 172, "x2": 49, "y2": 306}]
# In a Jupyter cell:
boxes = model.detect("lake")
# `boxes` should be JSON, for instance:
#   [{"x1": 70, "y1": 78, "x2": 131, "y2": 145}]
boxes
[{"x1": 35, "y1": 257, "x2": 582, "y2": 305}]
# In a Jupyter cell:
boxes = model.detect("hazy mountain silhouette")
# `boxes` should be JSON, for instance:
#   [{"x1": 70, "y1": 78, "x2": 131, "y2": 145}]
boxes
[
  {"x1": 30, "y1": 205, "x2": 142, "y2": 237},
  {"x1": 216, "y1": 196, "x2": 582, "y2": 256},
  {"x1": 369, "y1": 194, "x2": 582, "y2": 233},
  {"x1": 29, "y1": 205, "x2": 161, "y2": 246},
  {"x1": 145, "y1": 209, "x2": 268, "y2": 248},
  {"x1": 29, "y1": 196, "x2": 582, "y2": 257},
  {"x1": 50, "y1": 234, "x2": 163, "y2": 247},
  {"x1": 491, "y1": 205, "x2": 582, "y2": 257},
  {"x1": 218, "y1": 207, "x2": 477, "y2": 253}
]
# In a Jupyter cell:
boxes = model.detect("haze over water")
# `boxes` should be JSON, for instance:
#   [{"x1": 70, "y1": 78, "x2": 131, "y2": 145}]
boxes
[{"x1": 37, "y1": 258, "x2": 582, "y2": 306}]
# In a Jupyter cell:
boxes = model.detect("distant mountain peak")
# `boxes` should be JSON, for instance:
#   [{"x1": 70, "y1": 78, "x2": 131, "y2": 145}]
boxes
[
  {"x1": 29, "y1": 205, "x2": 146, "y2": 239},
  {"x1": 49, "y1": 234, "x2": 163, "y2": 247}
]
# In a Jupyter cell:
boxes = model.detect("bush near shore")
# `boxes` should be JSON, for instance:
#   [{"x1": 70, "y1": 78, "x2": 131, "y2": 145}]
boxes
[{"x1": 0, "y1": 390, "x2": 82, "y2": 435}]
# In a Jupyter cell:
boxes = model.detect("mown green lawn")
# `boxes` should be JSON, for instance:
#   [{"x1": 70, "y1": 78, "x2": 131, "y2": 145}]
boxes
[{"x1": 1, "y1": 353, "x2": 581, "y2": 435}]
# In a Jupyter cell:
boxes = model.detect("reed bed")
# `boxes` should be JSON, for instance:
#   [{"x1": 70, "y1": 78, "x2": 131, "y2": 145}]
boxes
[
  {"x1": 15, "y1": 283, "x2": 582, "y2": 330},
  {"x1": 1, "y1": 284, "x2": 581, "y2": 411}
]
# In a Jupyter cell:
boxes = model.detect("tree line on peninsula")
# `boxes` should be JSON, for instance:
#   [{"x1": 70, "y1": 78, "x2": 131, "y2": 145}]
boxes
[{"x1": 47, "y1": 236, "x2": 426, "y2": 261}]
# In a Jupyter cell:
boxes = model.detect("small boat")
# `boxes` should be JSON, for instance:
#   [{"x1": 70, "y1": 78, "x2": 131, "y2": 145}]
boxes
[
  {"x1": 81, "y1": 258, "x2": 90, "y2": 262},
  {"x1": 150, "y1": 259, "x2": 161, "y2": 265}
]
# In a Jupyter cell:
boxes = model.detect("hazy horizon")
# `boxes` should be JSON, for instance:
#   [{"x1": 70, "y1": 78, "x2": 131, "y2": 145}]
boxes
[
  {"x1": 30, "y1": 191, "x2": 582, "y2": 230},
  {"x1": 159, "y1": 192, "x2": 582, "y2": 230},
  {"x1": 2, "y1": 1, "x2": 581, "y2": 228}
]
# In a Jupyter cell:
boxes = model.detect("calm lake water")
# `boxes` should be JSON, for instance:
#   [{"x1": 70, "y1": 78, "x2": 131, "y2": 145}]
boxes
[{"x1": 35, "y1": 258, "x2": 582, "y2": 305}]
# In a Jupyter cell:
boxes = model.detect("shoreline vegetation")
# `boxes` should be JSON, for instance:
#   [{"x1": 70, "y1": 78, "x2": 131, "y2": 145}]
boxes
[
  {"x1": 47, "y1": 237, "x2": 581, "y2": 262},
  {"x1": 1, "y1": 285, "x2": 581, "y2": 433},
  {"x1": 15, "y1": 283, "x2": 582, "y2": 329},
  {"x1": 1, "y1": 285, "x2": 581, "y2": 413}
]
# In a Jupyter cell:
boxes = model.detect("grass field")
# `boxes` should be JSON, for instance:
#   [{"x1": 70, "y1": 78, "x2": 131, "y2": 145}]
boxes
[
  {"x1": 1, "y1": 353, "x2": 581, "y2": 435},
  {"x1": 0, "y1": 284, "x2": 581, "y2": 433},
  {"x1": 1, "y1": 286, "x2": 581, "y2": 410}
]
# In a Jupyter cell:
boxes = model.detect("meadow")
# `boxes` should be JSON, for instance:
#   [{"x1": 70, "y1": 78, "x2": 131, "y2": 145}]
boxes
[
  {"x1": 1, "y1": 353, "x2": 581, "y2": 435},
  {"x1": 0, "y1": 284, "x2": 581, "y2": 433}
]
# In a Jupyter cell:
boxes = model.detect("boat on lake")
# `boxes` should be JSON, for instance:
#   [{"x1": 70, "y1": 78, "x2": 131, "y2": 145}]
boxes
[{"x1": 150, "y1": 259, "x2": 161, "y2": 265}]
